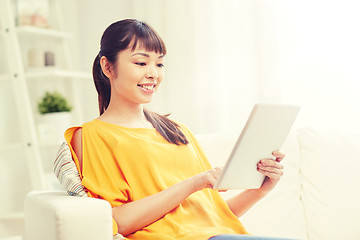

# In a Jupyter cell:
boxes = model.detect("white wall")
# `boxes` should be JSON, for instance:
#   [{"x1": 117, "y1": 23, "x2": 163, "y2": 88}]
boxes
[{"x1": 254, "y1": 0, "x2": 360, "y2": 133}]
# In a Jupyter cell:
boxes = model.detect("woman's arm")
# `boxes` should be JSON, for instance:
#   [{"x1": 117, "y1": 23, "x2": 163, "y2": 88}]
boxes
[
  {"x1": 71, "y1": 128, "x2": 83, "y2": 173},
  {"x1": 226, "y1": 151, "x2": 285, "y2": 217},
  {"x1": 113, "y1": 176, "x2": 191, "y2": 235},
  {"x1": 112, "y1": 167, "x2": 222, "y2": 235}
]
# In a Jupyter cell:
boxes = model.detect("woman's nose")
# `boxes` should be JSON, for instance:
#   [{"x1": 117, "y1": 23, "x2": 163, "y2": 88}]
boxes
[{"x1": 146, "y1": 66, "x2": 159, "y2": 79}]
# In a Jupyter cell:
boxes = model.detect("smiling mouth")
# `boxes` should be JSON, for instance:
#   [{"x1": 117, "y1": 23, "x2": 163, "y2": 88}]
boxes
[{"x1": 137, "y1": 84, "x2": 156, "y2": 90}]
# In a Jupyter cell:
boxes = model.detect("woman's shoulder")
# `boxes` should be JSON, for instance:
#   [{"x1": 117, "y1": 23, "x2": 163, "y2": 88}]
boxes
[
  {"x1": 82, "y1": 119, "x2": 99, "y2": 127},
  {"x1": 65, "y1": 119, "x2": 101, "y2": 137},
  {"x1": 79, "y1": 119, "x2": 112, "y2": 131}
]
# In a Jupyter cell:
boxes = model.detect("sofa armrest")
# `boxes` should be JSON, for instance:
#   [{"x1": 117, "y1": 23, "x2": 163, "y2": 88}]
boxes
[{"x1": 25, "y1": 190, "x2": 113, "y2": 240}]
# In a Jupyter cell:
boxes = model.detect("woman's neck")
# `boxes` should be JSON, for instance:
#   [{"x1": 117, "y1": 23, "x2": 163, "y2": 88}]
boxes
[{"x1": 97, "y1": 100, "x2": 153, "y2": 129}]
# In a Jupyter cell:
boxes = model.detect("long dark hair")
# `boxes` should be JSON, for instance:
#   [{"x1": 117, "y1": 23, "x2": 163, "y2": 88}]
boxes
[{"x1": 92, "y1": 19, "x2": 188, "y2": 145}]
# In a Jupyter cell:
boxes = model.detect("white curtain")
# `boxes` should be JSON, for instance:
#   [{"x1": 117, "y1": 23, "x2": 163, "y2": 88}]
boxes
[{"x1": 75, "y1": 0, "x2": 360, "y2": 134}]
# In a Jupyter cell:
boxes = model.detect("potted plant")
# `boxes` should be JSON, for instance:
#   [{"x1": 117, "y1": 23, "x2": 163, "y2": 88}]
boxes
[
  {"x1": 38, "y1": 91, "x2": 72, "y2": 114},
  {"x1": 37, "y1": 91, "x2": 72, "y2": 143}
]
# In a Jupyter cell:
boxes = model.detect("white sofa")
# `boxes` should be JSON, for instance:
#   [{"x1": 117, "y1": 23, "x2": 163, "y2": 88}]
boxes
[{"x1": 25, "y1": 128, "x2": 360, "y2": 240}]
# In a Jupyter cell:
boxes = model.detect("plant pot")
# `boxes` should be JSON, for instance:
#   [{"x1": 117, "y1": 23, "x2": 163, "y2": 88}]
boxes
[{"x1": 37, "y1": 112, "x2": 72, "y2": 144}]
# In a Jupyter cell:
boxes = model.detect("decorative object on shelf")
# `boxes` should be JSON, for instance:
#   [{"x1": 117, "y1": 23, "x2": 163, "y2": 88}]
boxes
[
  {"x1": 28, "y1": 48, "x2": 44, "y2": 68},
  {"x1": 37, "y1": 91, "x2": 72, "y2": 143},
  {"x1": 44, "y1": 51, "x2": 55, "y2": 66},
  {"x1": 28, "y1": 49, "x2": 55, "y2": 68},
  {"x1": 16, "y1": 0, "x2": 50, "y2": 28}
]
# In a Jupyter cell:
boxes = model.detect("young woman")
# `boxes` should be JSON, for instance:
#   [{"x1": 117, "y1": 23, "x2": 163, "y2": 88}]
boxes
[{"x1": 66, "y1": 19, "x2": 291, "y2": 240}]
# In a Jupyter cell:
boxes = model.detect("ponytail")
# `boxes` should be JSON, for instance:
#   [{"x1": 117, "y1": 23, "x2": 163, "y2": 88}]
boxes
[
  {"x1": 144, "y1": 109, "x2": 188, "y2": 145},
  {"x1": 92, "y1": 54, "x2": 111, "y2": 115}
]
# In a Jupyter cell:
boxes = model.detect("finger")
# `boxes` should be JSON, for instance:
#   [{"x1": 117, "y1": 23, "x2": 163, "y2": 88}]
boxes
[
  {"x1": 207, "y1": 167, "x2": 222, "y2": 180},
  {"x1": 272, "y1": 151, "x2": 285, "y2": 162},
  {"x1": 212, "y1": 167, "x2": 223, "y2": 178},
  {"x1": 257, "y1": 168, "x2": 282, "y2": 181},
  {"x1": 257, "y1": 163, "x2": 284, "y2": 176},
  {"x1": 258, "y1": 167, "x2": 283, "y2": 178},
  {"x1": 207, "y1": 167, "x2": 223, "y2": 189},
  {"x1": 259, "y1": 159, "x2": 284, "y2": 170},
  {"x1": 206, "y1": 172, "x2": 217, "y2": 188},
  {"x1": 218, "y1": 189, "x2": 228, "y2": 192}
]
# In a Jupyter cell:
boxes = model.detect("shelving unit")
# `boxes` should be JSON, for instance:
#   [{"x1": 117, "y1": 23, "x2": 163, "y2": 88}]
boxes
[
  {"x1": 0, "y1": 0, "x2": 88, "y2": 238},
  {"x1": 0, "y1": 212, "x2": 24, "y2": 221}
]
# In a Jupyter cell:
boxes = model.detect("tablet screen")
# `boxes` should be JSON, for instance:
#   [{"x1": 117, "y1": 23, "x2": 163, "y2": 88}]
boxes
[{"x1": 213, "y1": 103, "x2": 300, "y2": 190}]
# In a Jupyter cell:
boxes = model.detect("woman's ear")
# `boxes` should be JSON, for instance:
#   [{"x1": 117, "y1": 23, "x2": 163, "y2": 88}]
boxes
[{"x1": 100, "y1": 56, "x2": 114, "y2": 79}]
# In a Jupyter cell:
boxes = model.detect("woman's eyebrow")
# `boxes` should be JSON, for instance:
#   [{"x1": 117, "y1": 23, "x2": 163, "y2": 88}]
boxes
[
  {"x1": 131, "y1": 52, "x2": 149, "y2": 57},
  {"x1": 131, "y1": 52, "x2": 165, "y2": 58}
]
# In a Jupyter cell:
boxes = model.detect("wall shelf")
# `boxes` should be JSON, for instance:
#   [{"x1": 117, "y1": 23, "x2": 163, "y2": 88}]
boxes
[
  {"x1": 25, "y1": 69, "x2": 91, "y2": 80},
  {"x1": 0, "y1": 143, "x2": 23, "y2": 151},
  {"x1": 38, "y1": 141, "x2": 64, "y2": 148},
  {"x1": 16, "y1": 26, "x2": 72, "y2": 39},
  {"x1": 0, "y1": 73, "x2": 11, "y2": 82}
]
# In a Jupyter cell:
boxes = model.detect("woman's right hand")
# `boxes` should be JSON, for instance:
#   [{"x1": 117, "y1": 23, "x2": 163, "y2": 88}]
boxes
[{"x1": 191, "y1": 167, "x2": 223, "y2": 192}]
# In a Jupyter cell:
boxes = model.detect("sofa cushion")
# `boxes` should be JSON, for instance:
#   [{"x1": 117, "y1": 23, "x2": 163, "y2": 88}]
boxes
[
  {"x1": 298, "y1": 128, "x2": 360, "y2": 240},
  {"x1": 25, "y1": 190, "x2": 114, "y2": 240}
]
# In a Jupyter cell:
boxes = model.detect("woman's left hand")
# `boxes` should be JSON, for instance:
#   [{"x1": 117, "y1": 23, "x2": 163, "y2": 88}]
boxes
[{"x1": 257, "y1": 151, "x2": 285, "y2": 194}]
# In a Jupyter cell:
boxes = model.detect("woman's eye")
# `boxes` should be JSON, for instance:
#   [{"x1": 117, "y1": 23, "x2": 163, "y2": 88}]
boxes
[
  {"x1": 136, "y1": 62, "x2": 146, "y2": 66},
  {"x1": 157, "y1": 63, "x2": 164, "y2": 68}
]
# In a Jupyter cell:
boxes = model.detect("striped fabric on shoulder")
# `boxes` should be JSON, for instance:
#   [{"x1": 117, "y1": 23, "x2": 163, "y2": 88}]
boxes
[
  {"x1": 54, "y1": 141, "x2": 87, "y2": 197},
  {"x1": 113, "y1": 233, "x2": 125, "y2": 240}
]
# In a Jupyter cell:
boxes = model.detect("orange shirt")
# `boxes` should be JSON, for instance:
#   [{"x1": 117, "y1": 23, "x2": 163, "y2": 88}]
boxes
[{"x1": 65, "y1": 119, "x2": 248, "y2": 239}]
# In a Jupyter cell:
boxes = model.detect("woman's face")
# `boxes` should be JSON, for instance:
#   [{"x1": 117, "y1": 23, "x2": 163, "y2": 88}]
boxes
[{"x1": 109, "y1": 45, "x2": 165, "y2": 106}]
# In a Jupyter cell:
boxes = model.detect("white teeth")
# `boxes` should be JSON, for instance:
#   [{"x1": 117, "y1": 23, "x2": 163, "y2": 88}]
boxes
[{"x1": 140, "y1": 85, "x2": 154, "y2": 90}]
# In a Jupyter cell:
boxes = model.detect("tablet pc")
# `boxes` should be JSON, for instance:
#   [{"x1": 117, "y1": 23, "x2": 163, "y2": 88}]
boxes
[{"x1": 213, "y1": 103, "x2": 300, "y2": 190}]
